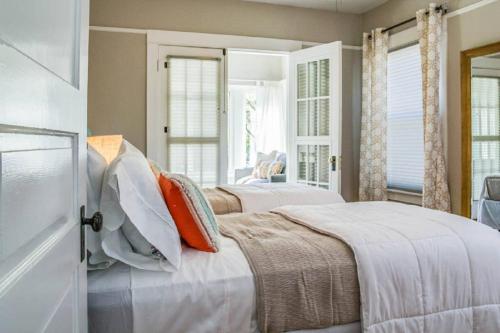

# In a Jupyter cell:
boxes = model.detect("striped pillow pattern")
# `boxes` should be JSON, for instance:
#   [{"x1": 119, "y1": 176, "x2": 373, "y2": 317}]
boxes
[{"x1": 159, "y1": 172, "x2": 220, "y2": 252}]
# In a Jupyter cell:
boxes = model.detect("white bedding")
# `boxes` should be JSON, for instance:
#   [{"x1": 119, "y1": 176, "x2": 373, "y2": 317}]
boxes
[
  {"x1": 88, "y1": 236, "x2": 361, "y2": 333},
  {"x1": 274, "y1": 202, "x2": 500, "y2": 333},
  {"x1": 218, "y1": 183, "x2": 345, "y2": 213}
]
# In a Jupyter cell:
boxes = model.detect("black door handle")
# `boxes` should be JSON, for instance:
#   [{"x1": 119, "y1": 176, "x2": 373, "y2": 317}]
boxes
[{"x1": 80, "y1": 205, "x2": 103, "y2": 232}]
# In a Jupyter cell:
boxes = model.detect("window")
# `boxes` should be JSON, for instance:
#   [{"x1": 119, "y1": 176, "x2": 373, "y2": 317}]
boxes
[
  {"x1": 387, "y1": 44, "x2": 424, "y2": 193},
  {"x1": 166, "y1": 56, "x2": 221, "y2": 188},
  {"x1": 472, "y1": 76, "x2": 500, "y2": 200}
]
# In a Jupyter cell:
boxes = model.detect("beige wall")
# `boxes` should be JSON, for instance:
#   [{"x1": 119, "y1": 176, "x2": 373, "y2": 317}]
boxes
[
  {"x1": 341, "y1": 49, "x2": 362, "y2": 202},
  {"x1": 362, "y1": 0, "x2": 482, "y2": 32},
  {"x1": 88, "y1": 31, "x2": 147, "y2": 152},
  {"x1": 447, "y1": 0, "x2": 500, "y2": 214},
  {"x1": 363, "y1": 0, "x2": 500, "y2": 213},
  {"x1": 88, "y1": 0, "x2": 363, "y2": 199},
  {"x1": 90, "y1": 0, "x2": 363, "y2": 45}
]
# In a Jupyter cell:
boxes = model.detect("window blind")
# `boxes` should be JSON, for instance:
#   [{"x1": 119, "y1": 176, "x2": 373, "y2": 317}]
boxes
[
  {"x1": 167, "y1": 57, "x2": 220, "y2": 188},
  {"x1": 387, "y1": 44, "x2": 424, "y2": 192},
  {"x1": 472, "y1": 76, "x2": 500, "y2": 200}
]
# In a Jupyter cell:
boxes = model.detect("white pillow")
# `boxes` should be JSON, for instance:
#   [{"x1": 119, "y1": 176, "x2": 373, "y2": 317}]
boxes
[
  {"x1": 95, "y1": 140, "x2": 182, "y2": 271},
  {"x1": 86, "y1": 145, "x2": 112, "y2": 270},
  {"x1": 86, "y1": 145, "x2": 107, "y2": 213}
]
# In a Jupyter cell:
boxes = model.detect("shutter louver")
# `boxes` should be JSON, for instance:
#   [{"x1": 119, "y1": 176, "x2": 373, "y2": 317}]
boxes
[{"x1": 167, "y1": 57, "x2": 220, "y2": 188}]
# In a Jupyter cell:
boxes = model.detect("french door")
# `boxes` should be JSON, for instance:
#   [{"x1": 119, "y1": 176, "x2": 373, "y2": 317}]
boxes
[
  {"x1": 159, "y1": 46, "x2": 226, "y2": 187},
  {"x1": 288, "y1": 42, "x2": 342, "y2": 192}
]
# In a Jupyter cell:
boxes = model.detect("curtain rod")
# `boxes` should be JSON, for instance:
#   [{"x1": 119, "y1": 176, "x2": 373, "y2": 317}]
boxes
[{"x1": 368, "y1": 4, "x2": 448, "y2": 39}]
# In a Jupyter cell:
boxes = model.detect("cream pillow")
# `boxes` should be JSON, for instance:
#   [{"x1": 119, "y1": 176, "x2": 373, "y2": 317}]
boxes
[
  {"x1": 97, "y1": 140, "x2": 182, "y2": 271},
  {"x1": 252, "y1": 151, "x2": 277, "y2": 178}
]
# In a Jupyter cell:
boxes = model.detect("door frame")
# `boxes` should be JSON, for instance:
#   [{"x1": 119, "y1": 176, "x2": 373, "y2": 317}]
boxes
[
  {"x1": 158, "y1": 45, "x2": 226, "y2": 185},
  {"x1": 460, "y1": 41, "x2": 500, "y2": 217},
  {"x1": 146, "y1": 30, "x2": 308, "y2": 181}
]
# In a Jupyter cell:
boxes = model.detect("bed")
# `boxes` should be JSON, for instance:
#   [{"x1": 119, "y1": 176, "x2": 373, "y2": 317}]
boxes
[
  {"x1": 204, "y1": 183, "x2": 345, "y2": 214},
  {"x1": 88, "y1": 236, "x2": 361, "y2": 333},
  {"x1": 86, "y1": 139, "x2": 500, "y2": 333}
]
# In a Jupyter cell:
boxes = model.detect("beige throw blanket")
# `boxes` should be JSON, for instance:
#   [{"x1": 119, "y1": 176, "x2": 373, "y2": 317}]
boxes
[
  {"x1": 218, "y1": 213, "x2": 360, "y2": 333},
  {"x1": 203, "y1": 188, "x2": 242, "y2": 214}
]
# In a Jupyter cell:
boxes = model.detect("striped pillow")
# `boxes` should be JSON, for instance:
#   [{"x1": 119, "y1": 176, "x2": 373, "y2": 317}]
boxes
[{"x1": 158, "y1": 172, "x2": 220, "y2": 252}]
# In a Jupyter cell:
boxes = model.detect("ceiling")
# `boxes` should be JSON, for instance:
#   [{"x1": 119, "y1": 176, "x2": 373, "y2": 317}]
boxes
[{"x1": 242, "y1": 0, "x2": 389, "y2": 14}]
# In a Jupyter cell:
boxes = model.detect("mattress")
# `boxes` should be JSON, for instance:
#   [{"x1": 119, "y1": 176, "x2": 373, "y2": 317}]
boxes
[{"x1": 88, "y1": 236, "x2": 361, "y2": 333}]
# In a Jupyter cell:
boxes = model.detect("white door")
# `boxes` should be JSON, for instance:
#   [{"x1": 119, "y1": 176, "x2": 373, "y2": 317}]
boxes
[
  {"x1": 0, "y1": 0, "x2": 90, "y2": 332},
  {"x1": 288, "y1": 42, "x2": 342, "y2": 192},
  {"x1": 156, "y1": 46, "x2": 227, "y2": 187}
]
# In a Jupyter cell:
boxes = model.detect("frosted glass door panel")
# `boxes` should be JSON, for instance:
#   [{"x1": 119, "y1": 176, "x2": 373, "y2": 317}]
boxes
[{"x1": 166, "y1": 54, "x2": 222, "y2": 187}]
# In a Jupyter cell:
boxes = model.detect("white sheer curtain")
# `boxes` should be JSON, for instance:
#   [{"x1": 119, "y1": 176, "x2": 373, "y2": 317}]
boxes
[
  {"x1": 228, "y1": 80, "x2": 286, "y2": 182},
  {"x1": 254, "y1": 80, "x2": 287, "y2": 154}
]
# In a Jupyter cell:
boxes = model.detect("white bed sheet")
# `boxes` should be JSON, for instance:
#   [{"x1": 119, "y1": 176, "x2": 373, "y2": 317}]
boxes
[{"x1": 88, "y1": 236, "x2": 361, "y2": 333}]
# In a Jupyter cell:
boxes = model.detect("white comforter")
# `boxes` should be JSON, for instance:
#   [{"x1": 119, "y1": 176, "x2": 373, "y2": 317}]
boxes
[
  {"x1": 218, "y1": 183, "x2": 345, "y2": 213},
  {"x1": 274, "y1": 202, "x2": 500, "y2": 333}
]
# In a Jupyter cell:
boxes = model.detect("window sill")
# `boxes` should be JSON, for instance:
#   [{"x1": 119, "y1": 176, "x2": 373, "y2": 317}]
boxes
[{"x1": 387, "y1": 188, "x2": 422, "y2": 205}]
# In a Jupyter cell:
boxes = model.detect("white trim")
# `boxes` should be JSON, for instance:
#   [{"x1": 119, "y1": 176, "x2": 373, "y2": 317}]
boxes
[
  {"x1": 90, "y1": 25, "x2": 361, "y2": 50},
  {"x1": 446, "y1": 0, "x2": 499, "y2": 19},
  {"x1": 89, "y1": 25, "x2": 146, "y2": 34},
  {"x1": 387, "y1": 188, "x2": 422, "y2": 205},
  {"x1": 342, "y1": 45, "x2": 362, "y2": 51}
]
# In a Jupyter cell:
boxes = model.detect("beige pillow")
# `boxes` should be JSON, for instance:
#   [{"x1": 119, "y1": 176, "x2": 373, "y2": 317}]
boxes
[
  {"x1": 252, "y1": 151, "x2": 278, "y2": 177},
  {"x1": 267, "y1": 161, "x2": 284, "y2": 178}
]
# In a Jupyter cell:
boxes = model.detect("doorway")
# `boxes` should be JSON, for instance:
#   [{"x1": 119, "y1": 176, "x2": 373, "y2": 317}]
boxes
[{"x1": 227, "y1": 51, "x2": 288, "y2": 184}]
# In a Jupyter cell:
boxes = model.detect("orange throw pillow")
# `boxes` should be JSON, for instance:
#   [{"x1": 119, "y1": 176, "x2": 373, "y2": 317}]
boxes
[{"x1": 158, "y1": 173, "x2": 219, "y2": 252}]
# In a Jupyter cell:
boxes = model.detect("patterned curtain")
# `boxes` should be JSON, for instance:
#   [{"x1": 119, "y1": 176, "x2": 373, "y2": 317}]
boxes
[
  {"x1": 417, "y1": 4, "x2": 451, "y2": 211},
  {"x1": 359, "y1": 28, "x2": 389, "y2": 201}
]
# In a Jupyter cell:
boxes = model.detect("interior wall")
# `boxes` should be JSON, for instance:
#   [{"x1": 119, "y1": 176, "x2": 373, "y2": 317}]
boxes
[
  {"x1": 229, "y1": 53, "x2": 286, "y2": 81},
  {"x1": 90, "y1": 0, "x2": 363, "y2": 45},
  {"x1": 362, "y1": 0, "x2": 500, "y2": 213},
  {"x1": 341, "y1": 49, "x2": 362, "y2": 202},
  {"x1": 88, "y1": 31, "x2": 147, "y2": 152},
  {"x1": 447, "y1": 0, "x2": 500, "y2": 214},
  {"x1": 362, "y1": 0, "x2": 483, "y2": 32}
]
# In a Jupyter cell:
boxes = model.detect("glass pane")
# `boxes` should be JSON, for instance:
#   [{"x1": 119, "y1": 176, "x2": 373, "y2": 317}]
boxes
[
  {"x1": 319, "y1": 99, "x2": 329, "y2": 136},
  {"x1": 308, "y1": 100, "x2": 318, "y2": 136},
  {"x1": 297, "y1": 101, "x2": 307, "y2": 136},
  {"x1": 168, "y1": 143, "x2": 218, "y2": 188},
  {"x1": 319, "y1": 59, "x2": 330, "y2": 97},
  {"x1": 308, "y1": 61, "x2": 318, "y2": 98},
  {"x1": 307, "y1": 145, "x2": 318, "y2": 182},
  {"x1": 297, "y1": 145, "x2": 307, "y2": 181},
  {"x1": 167, "y1": 56, "x2": 220, "y2": 187},
  {"x1": 297, "y1": 63, "x2": 307, "y2": 99},
  {"x1": 319, "y1": 145, "x2": 330, "y2": 183}
]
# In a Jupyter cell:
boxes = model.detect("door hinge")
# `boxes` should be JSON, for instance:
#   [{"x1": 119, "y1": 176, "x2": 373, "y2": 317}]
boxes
[
  {"x1": 223, "y1": 48, "x2": 226, "y2": 56},
  {"x1": 164, "y1": 61, "x2": 168, "y2": 68},
  {"x1": 164, "y1": 126, "x2": 168, "y2": 133}
]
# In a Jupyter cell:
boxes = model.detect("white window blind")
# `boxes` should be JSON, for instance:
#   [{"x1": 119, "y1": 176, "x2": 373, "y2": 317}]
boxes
[
  {"x1": 472, "y1": 76, "x2": 500, "y2": 200},
  {"x1": 387, "y1": 44, "x2": 424, "y2": 192},
  {"x1": 167, "y1": 57, "x2": 220, "y2": 188}
]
